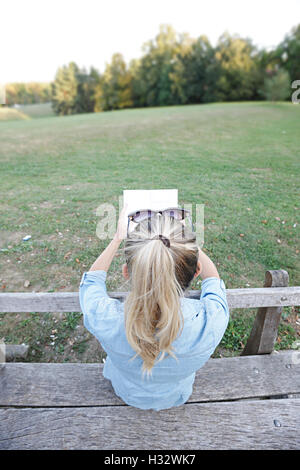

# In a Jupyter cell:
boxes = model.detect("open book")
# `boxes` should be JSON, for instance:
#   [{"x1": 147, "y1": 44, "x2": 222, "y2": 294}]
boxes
[{"x1": 123, "y1": 189, "x2": 178, "y2": 218}]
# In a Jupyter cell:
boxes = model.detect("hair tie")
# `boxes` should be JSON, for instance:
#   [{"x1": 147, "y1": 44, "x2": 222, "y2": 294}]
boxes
[{"x1": 152, "y1": 234, "x2": 170, "y2": 248}]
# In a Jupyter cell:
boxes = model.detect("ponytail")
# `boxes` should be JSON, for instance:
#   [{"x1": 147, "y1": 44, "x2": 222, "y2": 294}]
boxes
[{"x1": 124, "y1": 214, "x2": 198, "y2": 377}]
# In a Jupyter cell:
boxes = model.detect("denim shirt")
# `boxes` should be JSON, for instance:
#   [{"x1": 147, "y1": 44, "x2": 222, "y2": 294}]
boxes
[{"x1": 79, "y1": 270, "x2": 229, "y2": 411}]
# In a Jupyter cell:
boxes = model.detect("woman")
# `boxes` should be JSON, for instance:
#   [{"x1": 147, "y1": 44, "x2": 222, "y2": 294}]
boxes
[{"x1": 79, "y1": 204, "x2": 229, "y2": 411}]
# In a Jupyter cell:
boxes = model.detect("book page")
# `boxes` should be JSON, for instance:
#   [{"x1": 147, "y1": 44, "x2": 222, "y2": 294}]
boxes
[{"x1": 123, "y1": 189, "x2": 178, "y2": 218}]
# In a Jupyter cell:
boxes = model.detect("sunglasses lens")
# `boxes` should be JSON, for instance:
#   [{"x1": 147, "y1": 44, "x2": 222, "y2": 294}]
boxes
[
  {"x1": 164, "y1": 209, "x2": 188, "y2": 220},
  {"x1": 132, "y1": 210, "x2": 155, "y2": 223}
]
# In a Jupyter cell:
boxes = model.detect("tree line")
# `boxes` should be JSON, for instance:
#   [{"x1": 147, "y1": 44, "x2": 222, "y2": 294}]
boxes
[
  {"x1": 5, "y1": 82, "x2": 51, "y2": 106},
  {"x1": 6, "y1": 24, "x2": 300, "y2": 113}
]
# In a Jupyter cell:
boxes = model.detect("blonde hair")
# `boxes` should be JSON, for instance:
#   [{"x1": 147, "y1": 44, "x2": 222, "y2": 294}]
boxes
[{"x1": 123, "y1": 213, "x2": 199, "y2": 377}]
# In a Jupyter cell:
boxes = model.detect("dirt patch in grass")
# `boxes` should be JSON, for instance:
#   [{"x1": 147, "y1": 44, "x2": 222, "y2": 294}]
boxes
[
  {"x1": 0, "y1": 230, "x2": 29, "y2": 247},
  {"x1": 0, "y1": 258, "x2": 81, "y2": 292},
  {"x1": 0, "y1": 311, "x2": 106, "y2": 364}
]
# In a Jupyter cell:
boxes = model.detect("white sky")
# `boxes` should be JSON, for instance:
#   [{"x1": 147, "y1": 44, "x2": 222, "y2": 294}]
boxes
[{"x1": 1, "y1": 0, "x2": 300, "y2": 83}]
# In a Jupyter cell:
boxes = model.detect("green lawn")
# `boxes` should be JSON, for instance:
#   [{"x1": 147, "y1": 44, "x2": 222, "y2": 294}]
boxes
[
  {"x1": 0, "y1": 107, "x2": 30, "y2": 121},
  {"x1": 0, "y1": 101, "x2": 299, "y2": 362},
  {"x1": 0, "y1": 103, "x2": 54, "y2": 121},
  {"x1": 16, "y1": 102, "x2": 55, "y2": 119}
]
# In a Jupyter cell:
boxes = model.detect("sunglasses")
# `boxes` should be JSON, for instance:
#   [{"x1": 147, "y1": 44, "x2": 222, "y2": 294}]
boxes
[{"x1": 127, "y1": 207, "x2": 195, "y2": 237}]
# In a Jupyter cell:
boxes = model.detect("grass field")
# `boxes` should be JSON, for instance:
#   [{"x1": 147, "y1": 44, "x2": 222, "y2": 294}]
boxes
[
  {"x1": 0, "y1": 107, "x2": 30, "y2": 121},
  {"x1": 16, "y1": 102, "x2": 55, "y2": 119},
  {"x1": 0, "y1": 103, "x2": 54, "y2": 121},
  {"x1": 0, "y1": 101, "x2": 299, "y2": 362}
]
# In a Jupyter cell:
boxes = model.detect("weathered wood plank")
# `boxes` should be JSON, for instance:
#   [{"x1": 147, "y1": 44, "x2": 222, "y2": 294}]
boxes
[
  {"x1": 1, "y1": 351, "x2": 299, "y2": 407},
  {"x1": 0, "y1": 286, "x2": 300, "y2": 312},
  {"x1": 0, "y1": 399, "x2": 299, "y2": 450},
  {"x1": 242, "y1": 270, "x2": 289, "y2": 355}
]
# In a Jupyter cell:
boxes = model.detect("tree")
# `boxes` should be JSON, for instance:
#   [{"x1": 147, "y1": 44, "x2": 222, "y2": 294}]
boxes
[
  {"x1": 213, "y1": 33, "x2": 260, "y2": 101},
  {"x1": 275, "y1": 24, "x2": 300, "y2": 83},
  {"x1": 76, "y1": 66, "x2": 100, "y2": 113},
  {"x1": 51, "y1": 62, "x2": 80, "y2": 115},
  {"x1": 169, "y1": 35, "x2": 216, "y2": 104},
  {"x1": 263, "y1": 69, "x2": 291, "y2": 101},
  {"x1": 94, "y1": 53, "x2": 133, "y2": 111},
  {"x1": 51, "y1": 62, "x2": 98, "y2": 115},
  {"x1": 5, "y1": 82, "x2": 51, "y2": 105},
  {"x1": 132, "y1": 24, "x2": 181, "y2": 107}
]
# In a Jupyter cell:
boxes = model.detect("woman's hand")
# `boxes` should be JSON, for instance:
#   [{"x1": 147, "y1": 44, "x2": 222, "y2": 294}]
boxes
[{"x1": 113, "y1": 203, "x2": 129, "y2": 242}]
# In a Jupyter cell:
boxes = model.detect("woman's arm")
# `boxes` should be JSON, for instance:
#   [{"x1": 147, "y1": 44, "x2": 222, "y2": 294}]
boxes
[
  {"x1": 197, "y1": 247, "x2": 220, "y2": 280},
  {"x1": 88, "y1": 203, "x2": 128, "y2": 272},
  {"x1": 88, "y1": 236, "x2": 122, "y2": 272}
]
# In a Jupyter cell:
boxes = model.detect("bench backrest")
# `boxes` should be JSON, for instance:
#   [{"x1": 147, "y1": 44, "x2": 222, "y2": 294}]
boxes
[{"x1": 0, "y1": 269, "x2": 299, "y2": 355}]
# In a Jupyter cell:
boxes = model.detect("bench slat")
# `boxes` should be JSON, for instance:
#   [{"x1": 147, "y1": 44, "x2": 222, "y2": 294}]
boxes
[
  {"x1": 0, "y1": 286, "x2": 300, "y2": 312},
  {"x1": 0, "y1": 399, "x2": 298, "y2": 450},
  {"x1": 1, "y1": 351, "x2": 299, "y2": 407}
]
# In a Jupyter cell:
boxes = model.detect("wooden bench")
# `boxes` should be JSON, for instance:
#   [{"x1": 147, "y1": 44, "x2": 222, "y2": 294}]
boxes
[{"x1": 0, "y1": 269, "x2": 300, "y2": 450}]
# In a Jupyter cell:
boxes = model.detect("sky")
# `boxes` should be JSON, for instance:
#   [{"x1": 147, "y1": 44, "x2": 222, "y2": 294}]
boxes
[{"x1": 1, "y1": 0, "x2": 300, "y2": 83}]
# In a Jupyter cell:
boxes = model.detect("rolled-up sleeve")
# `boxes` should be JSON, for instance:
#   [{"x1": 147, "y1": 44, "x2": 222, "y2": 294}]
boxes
[
  {"x1": 79, "y1": 270, "x2": 122, "y2": 347},
  {"x1": 200, "y1": 277, "x2": 230, "y2": 348},
  {"x1": 79, "y1": 270, "x2": 108, "y2": 312}
]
